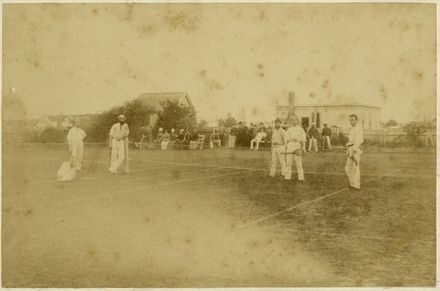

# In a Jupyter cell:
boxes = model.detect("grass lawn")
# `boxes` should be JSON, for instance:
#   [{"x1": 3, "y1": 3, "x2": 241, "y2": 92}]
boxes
[{"x1": 2, "y1": 144, "x2": 436, "y2": 287}]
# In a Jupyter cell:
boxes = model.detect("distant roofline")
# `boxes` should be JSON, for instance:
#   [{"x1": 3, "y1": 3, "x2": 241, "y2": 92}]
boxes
[
  {"x1": 277, "y1": 104, "x2": 381, "y2": 110},
  {"x1": 41, "y1": 113, "x2": 100, "y2": 117},
  {"x1": 138, "y1": 92, "x2": 193, "y2": 108},
  {"x1": 138, "y1": 92, "x2": 188, "y2": 96}
]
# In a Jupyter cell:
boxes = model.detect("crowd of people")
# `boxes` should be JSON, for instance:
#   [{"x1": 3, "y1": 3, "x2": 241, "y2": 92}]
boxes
[
  {"x1": 134, "y1": 124, "x2": 205, "y2": 150},
  {"x1": 130, "y1": 119, "x2": 342, "y2": 153},
  {"x1": 226, "y1": 121, "x2": 339, "y2": 152},
  {"x1": 57, "y1": 113, "x2": 364, "y2": 190}
]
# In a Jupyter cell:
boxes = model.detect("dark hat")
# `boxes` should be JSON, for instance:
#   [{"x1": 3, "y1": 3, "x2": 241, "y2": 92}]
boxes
[{"x1": 274, "y1": 118, "x2": 282, "y2": 123}]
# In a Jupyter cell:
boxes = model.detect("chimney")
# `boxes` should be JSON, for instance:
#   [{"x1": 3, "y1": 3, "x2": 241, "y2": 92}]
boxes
[
  {"x1": 286, "y1": 91, "x2": 295, "y2": 123},
  {"x1": 288, "y1": 92, "x2": 295, "y2": 114}
]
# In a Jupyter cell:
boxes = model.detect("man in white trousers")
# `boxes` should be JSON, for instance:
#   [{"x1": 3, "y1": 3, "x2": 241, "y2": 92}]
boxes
[
  {"x1": 284, "y1": 116, "x2": 306, "y2": 181},
  {"x1": 345, "y1": 114, "x2": 364, "y2": 190},
  {"x1": 109, "y1": 114, "x2": 130, "y2": 174},
  {"x1": 67, "y1": 122, "x2": 87, "y2": 170},
  {"x1": 269, "y1": 118, "x2": 286, "y2": 178}
]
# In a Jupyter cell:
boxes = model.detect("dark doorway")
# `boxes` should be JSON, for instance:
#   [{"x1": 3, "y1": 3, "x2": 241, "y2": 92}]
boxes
[{"x1": 301, "y1": 117, "x2": 309, "y2": 129}]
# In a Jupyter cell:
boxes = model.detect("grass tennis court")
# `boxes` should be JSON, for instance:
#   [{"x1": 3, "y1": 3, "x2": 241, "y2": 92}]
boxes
[{"x1": 2, "y1": 145, "x2": 436, "y2": 287}]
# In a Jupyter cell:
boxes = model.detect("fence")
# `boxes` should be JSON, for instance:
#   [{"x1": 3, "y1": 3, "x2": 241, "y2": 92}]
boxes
[{"x1": 3, "y1": 127, "x2": 436, "y2": 150}]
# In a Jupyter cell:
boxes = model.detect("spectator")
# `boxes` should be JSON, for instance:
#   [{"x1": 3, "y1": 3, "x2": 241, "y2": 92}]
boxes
[
  {"x1": 135, "y1": 124, "x2": 147, "y2": 149},
  {"x1": 189, "y1": 129, "x2": 200, "y2": 150},
  {"x1": 210, "y1": 129, "x2": 221, "y2": 148},
  {"x1": 249, "y1": 123, "x2": 258, "y2": 142},
  {"x1": 236, "y1": 122, "x2": 244, "y2": 147},
  {"x1": 307, "y1": 123, "x2": 319, "y2": 152},
  {"x1": 183, "y1": 130, "x2": 192, "y2": 147},
  {"x1": 219, "y1": 129, "x2": 227, "y2": 147},
  {"x1": 241, "y1": 122, "x2": 250, "y2": 148},
  {"x1": 170, "y1": 128, "x2": 177, "y2": 148},
  {"x1": 250, "y1": 128, "x2": 267, "y2": 151},
  {"x1": 156, "y1": 128, "x2": 164, "y2": 143},
  {"x1": 190, "y1": 129, "x2": 199, "y2": 141},
  {"x1": 146, "y1": 125, "x2": 153, "y2": 146},
  {"x1": 265, "y1": 125, "x2": 273, "y2": 145},
  {"x1": 135, "y1": 123, "x2": 153, "y2": 149},
  {"x1": 258, "y1": 122, "x2": 266, "y2": 133},
  {"x1": 229, "y1": 125, "x2": 238, "y2": 148},
  {"x1": 161, "y1": 130, "x2": 171, "y2": 150},
  {"x1": 175, "y1": 129, "x2": 186, "y2": 149},
  {"x1": 322, "y1": 124, "x2": 332, "y2": 150}
]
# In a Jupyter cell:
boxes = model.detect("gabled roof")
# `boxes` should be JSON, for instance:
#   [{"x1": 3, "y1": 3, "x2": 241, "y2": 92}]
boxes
[
  {"x1": 64, "y1": 114, "x2": 99, "y2": 125},
  {"x1": 35, "y1": 113, "x2": 99, "y2": 128},
  {"x1": 137, "y1": 92, "x2": 193, "y2": 111}
]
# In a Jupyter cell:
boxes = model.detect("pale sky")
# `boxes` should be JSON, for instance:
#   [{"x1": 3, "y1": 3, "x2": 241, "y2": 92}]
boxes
[{"x1": 3, "y1": 3, "x2": 436, "y2": 124}]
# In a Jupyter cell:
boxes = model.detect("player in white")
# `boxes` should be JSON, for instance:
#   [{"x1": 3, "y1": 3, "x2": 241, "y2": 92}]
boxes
[
  {"x1": 284, "y1": 116, "x2": 306, "y2": 181},
  {"x1": 67, "y1": 122, "x2": 86, "y2": 170},
  {"x1": 109, "y1": 114, "x2": 130, "y2": 174},
  {"x1": 345, "y1": 114, "x2": 364, "y2": 190},
  {"x1": 269, "y1": 118, "x2": 286, "y2": 178}
]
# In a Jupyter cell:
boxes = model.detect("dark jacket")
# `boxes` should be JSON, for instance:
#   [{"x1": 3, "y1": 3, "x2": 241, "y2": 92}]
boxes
[
  {"x1": 322, "y1": 127, "x2": 332, "y2": 137},
  {"x1": 308, "y1": 127, "x2": 320, "y2": 139}
]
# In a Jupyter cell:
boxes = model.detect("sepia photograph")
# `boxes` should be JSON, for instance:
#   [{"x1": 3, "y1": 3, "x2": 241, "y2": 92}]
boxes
[{"x1": 2, "y1": 2, "x2": 437, "y2": 288}]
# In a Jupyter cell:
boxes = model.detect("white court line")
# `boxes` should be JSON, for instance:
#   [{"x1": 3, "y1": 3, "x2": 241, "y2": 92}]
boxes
[
  {"x1": 28, "y1": 163, "x2": 178, "y2": 182},
  {"x1": 25, "y1": 165, "x2": 231, "y2": 197},
  {"x1": 239, "y1": 169, "x2": 402, "y2": 228},
  {"x1": 21, "y1": 163, "x2": 174, "y2": 190},
  {"x1": 53, "y1": 169, "x2": 255, "y2": 207},
  {"x1": 136, "y1": 158, "x2": 413, "y2": 178},
  {"x1": 5, "y1": 156, "x2": 428, "y2": 179}
]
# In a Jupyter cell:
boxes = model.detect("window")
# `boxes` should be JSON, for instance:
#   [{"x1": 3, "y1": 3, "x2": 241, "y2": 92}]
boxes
[{"x1": 316, "y1": 112, "x2": 321, "y2": 128}]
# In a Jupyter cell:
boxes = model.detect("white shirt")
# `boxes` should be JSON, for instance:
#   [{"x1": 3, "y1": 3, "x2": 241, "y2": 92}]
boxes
[
  {"x1": 271, "y1": 127, "x2": 286, "y2": 145},
  {"x1": 348, "y1": 123, "x2": 364, "y2": 149},
  {"x1": 67, "y1": 127, "x2": 86, "y2": 142},
  {"x1": 109, "y1": 122, "x2": 130, "y2": 140},
  {"x1": 285, "y1": 126, "x2": 306, "y2": 143}
]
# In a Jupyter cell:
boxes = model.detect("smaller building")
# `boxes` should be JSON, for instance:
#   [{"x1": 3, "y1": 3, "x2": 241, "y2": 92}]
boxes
[
  {"x1": 136, "y1": 92, "x2": 194, "y2": 127},
  {"x1": 34, "y1": 114, "x2": 98, "y2": 133}
]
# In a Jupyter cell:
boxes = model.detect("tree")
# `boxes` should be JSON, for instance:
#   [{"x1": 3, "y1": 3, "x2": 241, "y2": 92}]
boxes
[
  {"x1": 197, "y1": 119, "x2": 208, "y2": 130},
  {"x1": 384, "y1": 119, "x2": 398, "y2": 128},
  {"x1": 87, "y1": 98, "x2": 196, "y2": 142},
  {"x1": 218, "y1": 112, "x2": 237, "y2": 128},
  {"x1": 87, "y1": 99, "x2": 155, "y2": 142},
  {"x1": 155, "y1": 100, "x2": 197, "y2": 131},
  {"x1": 402, "y1": 121, "x2": 431, "y2": 147}
]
